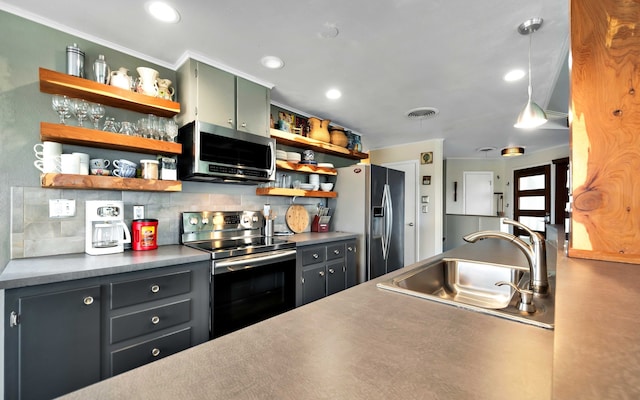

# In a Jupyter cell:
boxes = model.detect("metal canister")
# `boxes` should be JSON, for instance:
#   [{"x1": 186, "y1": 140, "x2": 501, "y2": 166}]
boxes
[{"x1": 66, "y1": 43, "x2": 85, "y2": 78}]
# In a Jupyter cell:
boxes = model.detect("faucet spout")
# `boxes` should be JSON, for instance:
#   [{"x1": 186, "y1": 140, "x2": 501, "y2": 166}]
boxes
[{"x1": 463, "y1": 219, "x2": 549, "y2": 297}]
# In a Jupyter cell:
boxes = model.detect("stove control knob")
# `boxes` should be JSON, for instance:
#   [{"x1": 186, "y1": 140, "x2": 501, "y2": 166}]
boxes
[
  {"x1": 252, "y1": 216, "x2": 259, "y2": 222},
  {"x1": 188, "y1": 217, "x2": 199, "y2": 226},
  {"x1": 201, "y1": 217, "x2": 209, "y2": 225}
]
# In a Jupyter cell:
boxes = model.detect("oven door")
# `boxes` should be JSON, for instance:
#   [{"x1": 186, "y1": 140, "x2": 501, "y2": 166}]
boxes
[{"x1": 211, "y1": 249, "x2": 296, "y2": 338}]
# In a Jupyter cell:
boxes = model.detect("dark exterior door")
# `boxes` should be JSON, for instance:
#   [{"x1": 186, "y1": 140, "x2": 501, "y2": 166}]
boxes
[
  {"x1": 513, "y1": 165, "x2": 551, "y2": 238},
  {"x1": 5, "y1": 285, "x2": 101, "y2": 400}
]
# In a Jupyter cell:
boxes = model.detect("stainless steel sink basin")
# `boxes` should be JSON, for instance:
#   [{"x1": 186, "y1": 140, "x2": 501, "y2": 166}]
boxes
[{"x1": 377, "y1": 258, "x2": 555, "y2": 329}]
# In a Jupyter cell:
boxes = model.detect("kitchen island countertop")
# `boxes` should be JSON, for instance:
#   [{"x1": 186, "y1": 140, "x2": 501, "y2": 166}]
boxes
[{"x1": 60, "y1": 240, "x2": 555, "y2": 400}]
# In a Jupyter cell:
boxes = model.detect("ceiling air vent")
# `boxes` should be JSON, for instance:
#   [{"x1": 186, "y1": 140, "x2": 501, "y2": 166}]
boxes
[{"x1": 406, "y1": 107, "x2": 439, "y2": 120}]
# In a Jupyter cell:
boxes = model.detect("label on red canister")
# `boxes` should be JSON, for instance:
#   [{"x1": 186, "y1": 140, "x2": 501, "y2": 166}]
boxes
[{"x1": 140, "y1": 225, "x2": 156, "y2": 247}]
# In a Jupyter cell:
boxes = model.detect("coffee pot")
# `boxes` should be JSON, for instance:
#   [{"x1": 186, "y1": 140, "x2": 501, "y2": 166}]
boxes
[{"x1": 85, "y1": 200, "x2": 131, "y2": 255}]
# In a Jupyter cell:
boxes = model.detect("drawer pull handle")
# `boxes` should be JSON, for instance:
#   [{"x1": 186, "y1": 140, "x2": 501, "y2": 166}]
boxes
[
  {"x1": 319, "y1": 271, "x2": 325, "y2": 277},
  {"x1": 151, "y1": 316, "x2": 160, "y2": 325},
  {"x1": 313, "y1": 253, "x2": 319, "y2": 259},
  {"x1": 333, "y1": 249, "x2": 340, "y2": 255},
  {"x1": 227, "y1": 118, "x2": 233, "y2": 125},
  {"x1": 241, "y1": 122, "x2": 247, "y2": 128},
  {"x1": 328, "y1": 268, "x2": 335, "y2": 274},
  {"x1": 83, "y1": 296, "x2": 94, "y2": 305},
  {"x1": 347, "y1": 246, "x2": 353, "y2": 252},
  {"x1": 151, "y1": 285, "x2": 160, "y2": 293},
  {"x1": 151, "y1": 348, "x2": 161, "y2": 357}
]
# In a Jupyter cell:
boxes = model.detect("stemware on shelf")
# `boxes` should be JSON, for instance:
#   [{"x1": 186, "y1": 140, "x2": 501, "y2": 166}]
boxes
[
  {"x1": 103, "y1": 116, "x2": 119, "y2": 133},
  {"x1": 71, "y1": 98, "x2": 90, "y2": 127},
  {"x1": 51, "y1": 95, "x2": 71, "y2": 124},
  {"x1": 88, "y1": 103, "x2": 106, "y2": 129}
]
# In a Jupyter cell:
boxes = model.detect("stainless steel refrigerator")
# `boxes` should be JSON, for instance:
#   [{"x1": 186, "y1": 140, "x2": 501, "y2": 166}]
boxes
[{"x1": 330, "y1": 164, "x2": 405, "y2": 283}]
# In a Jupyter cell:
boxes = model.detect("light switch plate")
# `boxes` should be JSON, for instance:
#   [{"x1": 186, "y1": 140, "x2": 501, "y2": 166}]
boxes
[
  {"x1": 421, "y1": 205, "x2": 429, "y2": 213},
  {"x1": 133, "y1": 205, "x2": 145, "y2": 220},
  {"x1": 49, "y1": 199, "x2": 76, "y2": 218}
]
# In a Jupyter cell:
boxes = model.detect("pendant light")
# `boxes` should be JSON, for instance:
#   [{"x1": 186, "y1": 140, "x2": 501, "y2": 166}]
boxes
[
  {"x1": 514, "y1": 18, "x2": 547, "y2": 129},
  {"x1": 501, "y1": 146, "x2": 525, "y2": 157}
]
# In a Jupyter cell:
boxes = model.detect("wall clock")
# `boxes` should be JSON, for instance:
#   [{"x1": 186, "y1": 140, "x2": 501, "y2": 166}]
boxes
[{"x1": 421, "y1": 151, "x2": 433, "y2": 164}]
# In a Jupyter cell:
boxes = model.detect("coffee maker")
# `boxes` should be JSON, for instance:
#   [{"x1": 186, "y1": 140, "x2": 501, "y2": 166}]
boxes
[{"x1": 85, "y1": 200, "x2": 131, "y2": 255}]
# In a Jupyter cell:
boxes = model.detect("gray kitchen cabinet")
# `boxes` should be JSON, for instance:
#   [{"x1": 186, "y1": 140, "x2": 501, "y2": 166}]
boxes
[
  {"x1": 5, "y1": 281, "x2": 102, "y2": 400},
  {"x1": 4, "y1": 261, "x2": 210, "y2": 399},
  {"x1": 176, "y1": 59, "x2": 270, "y2": 137},
  {"x1": 298, "y1": 239, "x2": 357, "y2": 306}
]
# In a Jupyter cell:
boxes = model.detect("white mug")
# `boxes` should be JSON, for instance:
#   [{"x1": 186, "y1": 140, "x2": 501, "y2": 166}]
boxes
[
  {"x1": 73, "y1": 152, "x2": 90, "y2": 175},
  {"x1": 60, "y1": 153, "x2": 80, "y2": 174},
  {"x1": 34, "y1": 155, "x2": 61, "y2": 173},
  {"x1": 33, "y1": 141, "x2": 62, "y2": 160}
]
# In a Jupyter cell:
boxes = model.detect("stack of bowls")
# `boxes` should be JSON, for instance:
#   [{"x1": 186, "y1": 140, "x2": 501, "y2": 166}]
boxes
[
  {"x1": 309, "y1": 173, "x2": 320, "y2": 190},
  {"x1": 276, "y1": 150, "x2": 287, "y2": 160}
]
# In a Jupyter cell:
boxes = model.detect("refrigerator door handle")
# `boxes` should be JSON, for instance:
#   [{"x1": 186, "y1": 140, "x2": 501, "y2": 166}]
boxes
[
  {"x1": 384, "y1": 183, "x2": 393, "y2": 259},
  {"x1": 380, "y1": 184, "x2": 388, "y2": 260}
]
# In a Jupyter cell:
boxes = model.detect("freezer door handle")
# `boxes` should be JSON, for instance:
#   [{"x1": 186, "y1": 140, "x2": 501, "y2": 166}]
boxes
[{"x1": 381, "y1": 183, "x2": 393, "y2": 260}]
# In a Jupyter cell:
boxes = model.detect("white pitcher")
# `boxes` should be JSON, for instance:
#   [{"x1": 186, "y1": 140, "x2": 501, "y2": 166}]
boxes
[
  {"x1": 136, "y1": 67, "x2": 159, "y2": 97},
  {"x1": 110, "y1": 67, "x2": 132, "y2": 90}
]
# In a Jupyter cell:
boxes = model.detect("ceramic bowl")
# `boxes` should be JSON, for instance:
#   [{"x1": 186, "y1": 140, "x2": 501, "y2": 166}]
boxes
[{"x1": 320, "y1": 183, "x2": 334, "y2": 191}]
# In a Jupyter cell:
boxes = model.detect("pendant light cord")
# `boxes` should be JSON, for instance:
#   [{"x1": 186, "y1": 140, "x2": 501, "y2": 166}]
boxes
[{"x1": 527, "y1": 28, "x2": 533, "y2": 100}]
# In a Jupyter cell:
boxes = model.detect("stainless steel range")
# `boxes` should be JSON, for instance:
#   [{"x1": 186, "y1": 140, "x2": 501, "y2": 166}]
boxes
[{"x1": 181, "y1": 211, "x2": 297, "y2": 338}]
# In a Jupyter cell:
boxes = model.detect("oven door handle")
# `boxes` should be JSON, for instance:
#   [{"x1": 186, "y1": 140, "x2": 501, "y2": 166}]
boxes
[{"x1": 214, "y1": 249, "x2": 297, "y2": 273}]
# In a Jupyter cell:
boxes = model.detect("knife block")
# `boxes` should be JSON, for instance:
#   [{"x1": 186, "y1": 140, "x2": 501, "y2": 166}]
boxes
[{"x1": 311, "y1": 215, "x2": 330, "y2": 232}]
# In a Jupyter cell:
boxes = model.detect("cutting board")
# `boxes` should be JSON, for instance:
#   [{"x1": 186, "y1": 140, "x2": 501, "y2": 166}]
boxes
[{"x1": 285, "y1": 205, "x2": 310, "y2": 233}]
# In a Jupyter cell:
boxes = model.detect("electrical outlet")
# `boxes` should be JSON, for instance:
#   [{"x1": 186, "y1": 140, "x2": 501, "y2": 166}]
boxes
[
  {"x1": 133, "y1": 205, "x2": 145, "y2": 220},
  {"x1": 49, "y1": 199, "x2": 76, "y2": 218},
  {"x1": 421, "y1": 205, "x2": 429, "y2": 213}
]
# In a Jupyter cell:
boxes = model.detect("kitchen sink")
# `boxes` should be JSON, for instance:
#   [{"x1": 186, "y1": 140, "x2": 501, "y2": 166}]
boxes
[{"x1": 377, "y1": 258, "x2": 555, "y2": 329}]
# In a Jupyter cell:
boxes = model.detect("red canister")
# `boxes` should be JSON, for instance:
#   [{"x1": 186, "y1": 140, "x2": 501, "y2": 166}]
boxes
[{"x1": 131, "y1": 219, "x2": 158, "y2": 251}]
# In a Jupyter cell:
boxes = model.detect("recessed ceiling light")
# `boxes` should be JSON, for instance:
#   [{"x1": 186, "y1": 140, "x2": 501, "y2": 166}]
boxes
[
  {"x1": 504, "y1": 69, "x2": 525, "y2": 82},
  {"x1": 326, "y1": 88, "x2": 342, "y2": 99},
  {"x1": 145, "y1": 1, "x2": 181, "y2": 23},
  {"x1": 260, "y1": 56, "x2": 284, "y2": 69}
]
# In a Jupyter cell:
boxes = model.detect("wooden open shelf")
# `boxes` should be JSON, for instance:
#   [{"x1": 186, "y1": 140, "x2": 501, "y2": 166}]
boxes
[
  {"x1": 255, "y1": 187, "x2": 337, "y2": 198},
  {"x1": 39, "y1": 68, "x2": 180, "y2": 117},
  {"x1": 41, "y1": 173, "x2": 182, "y2": 192},
  {"x1": 270, "y1": 129, "x2": 368, "y2": 160},
  {"x1": 275, "y1": 160, "x2": 337, "y2": 175},
  {"x1": 41, "y1": 122, "x2": 182, "y2": 156}
]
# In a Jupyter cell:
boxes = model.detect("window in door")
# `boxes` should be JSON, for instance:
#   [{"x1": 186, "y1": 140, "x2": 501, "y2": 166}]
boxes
[{"x1": 513, "y1": 165, "x2": 550, "y2": 238}]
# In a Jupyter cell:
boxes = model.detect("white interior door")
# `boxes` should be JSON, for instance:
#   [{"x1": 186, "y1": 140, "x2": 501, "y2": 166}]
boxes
[
  {"x1": 463, "y1": 171, "x2": 494, "y2": 215},
  {"x1": 383, "y1": 161, "x2": 418, "y2": 266}
]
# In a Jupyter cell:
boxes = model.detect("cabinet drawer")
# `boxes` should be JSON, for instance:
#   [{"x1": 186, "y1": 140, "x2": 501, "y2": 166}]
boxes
[
  {"x1": 111, "y1": 328, "x2": 191, "y2": 376},
  {"x1": 110, "y1": 299, "x2": 191, "y2": 344},
  {"x1": 110, "y1": 271, "x2": 191, "y2": 309},
  {"x1": 326, "y1": 243, "x2": 346, "y2": 261},
  {"x1": 301, "y1": 246, "x2": 326, "y2": 266}
]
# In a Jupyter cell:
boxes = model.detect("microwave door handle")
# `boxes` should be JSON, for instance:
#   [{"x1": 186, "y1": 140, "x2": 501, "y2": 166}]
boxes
[
  {"x1": 267, "y1": 141, "x2": 276, "y2": 177},
  {"x1": 119, "y1": 221, "x2": 132, "y2": 244}
]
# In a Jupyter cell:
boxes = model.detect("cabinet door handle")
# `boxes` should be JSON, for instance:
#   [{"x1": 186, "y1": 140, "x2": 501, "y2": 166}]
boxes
[
  {"x1": 347, "y1": 246, "x2": 354, "y2": 252},
  {"x1": 150, "y1": 284, "x2": 160, "y2": 293},
  {"x1": 151, "y1": 316, "x2": 160, "y2": 325},
  {"x1": 328, "y1": 268, "x2": 335, "y2": 274},
  {"x1": 333, "y1": 249, "x2": 340, "y2": 255},
  {"x1": 312, "y1": 253, "x2": 319, "y2": 259},
  {"x1": 83, "y1": 296, "x2": 94, "y2": 305},
  {"x1": 151, "y1": 348, "x2": 161, "y2": 357},
  {"x1": 318, "y1": 271, "x2": 325, "y2": 277},
  {"x1": 227, "y1": 118, "x2": 233, "y2": 125},
  {"x1": 241, "y1": 122, "x2": 247, "y2": 128}
]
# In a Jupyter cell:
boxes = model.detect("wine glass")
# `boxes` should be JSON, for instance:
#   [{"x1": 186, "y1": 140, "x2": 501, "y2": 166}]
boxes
[
  {"x1": 71, "y1": 99, "x2": 90, "y2": 127},
  {"x1": 88, "y1": 103, "x2": 105, "y2": 129},
  {"x1": 51, "y1": 95, "x2": 71, "y2": 124}
]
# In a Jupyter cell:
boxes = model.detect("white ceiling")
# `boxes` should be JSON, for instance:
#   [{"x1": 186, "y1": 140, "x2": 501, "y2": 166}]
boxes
[{"x1": 1, "y1": 0, "x2": 570, "y2": 159}]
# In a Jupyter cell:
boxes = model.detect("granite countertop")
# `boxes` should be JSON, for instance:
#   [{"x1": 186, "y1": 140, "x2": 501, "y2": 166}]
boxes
[
  {"x1": 60, "y1": 240, "x2": 554, "y2": 400},
  {"x1": 0, "y1": 232, "x2": 358, "y2": 290}
]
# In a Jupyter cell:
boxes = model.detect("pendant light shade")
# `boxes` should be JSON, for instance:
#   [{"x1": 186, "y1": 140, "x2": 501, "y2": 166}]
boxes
[{"x1": 514, "y1": 18, "x2": 547, "y2": 129}]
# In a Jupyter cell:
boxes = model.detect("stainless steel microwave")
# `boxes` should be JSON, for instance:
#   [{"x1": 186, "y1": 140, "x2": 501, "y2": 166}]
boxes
[{"x1": 178, "y1": 120, "x2": 276, "y2": 183}]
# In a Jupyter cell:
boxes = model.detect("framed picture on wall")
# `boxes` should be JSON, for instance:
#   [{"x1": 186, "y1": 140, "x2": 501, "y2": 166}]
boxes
[
  {"x1": 421, "y1": 152, "x2": 433, "y2": 164},
  {"x1": 422, "y1": 175, "x2": 431, "y2": 185}
]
